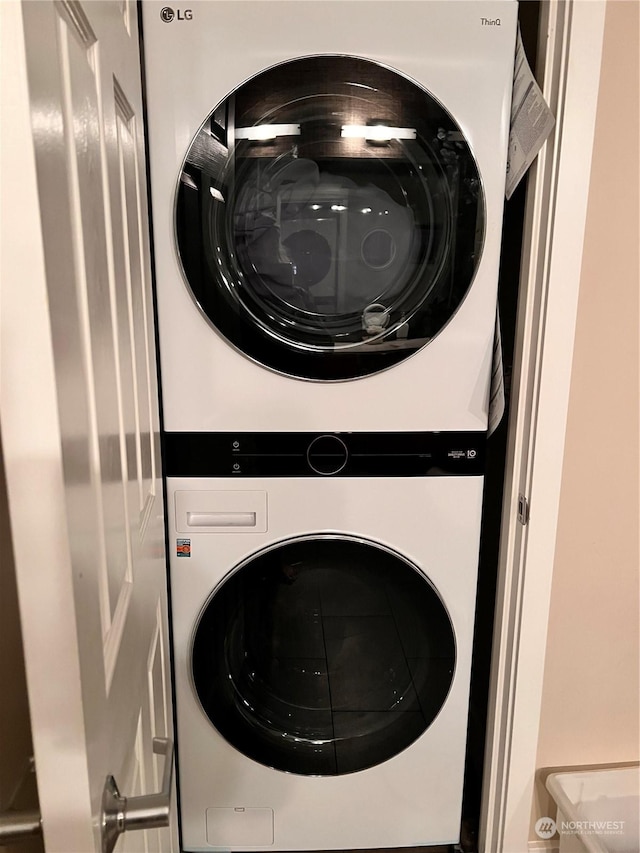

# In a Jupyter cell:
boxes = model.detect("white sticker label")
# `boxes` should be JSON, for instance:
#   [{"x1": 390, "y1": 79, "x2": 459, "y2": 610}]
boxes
[{"x1": 506, "y1": 27, "x2": 556, "y2": 199}]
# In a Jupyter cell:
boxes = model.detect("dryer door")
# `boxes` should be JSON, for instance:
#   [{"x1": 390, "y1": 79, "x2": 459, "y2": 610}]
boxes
[
  {"x1": 191, "y1": 536, "x2": 456, "y2": 776},
  {"x1": 176, "y1": 56, "x2": 484, "y2": 380}
]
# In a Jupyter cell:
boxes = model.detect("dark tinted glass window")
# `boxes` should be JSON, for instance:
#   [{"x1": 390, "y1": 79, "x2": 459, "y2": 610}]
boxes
[
  {"x1": 192, "y1": 537, "x2": 456, "y2": 775},
  {"x1": 176, "y1": 56, "x2": 484, "y2": 380}
]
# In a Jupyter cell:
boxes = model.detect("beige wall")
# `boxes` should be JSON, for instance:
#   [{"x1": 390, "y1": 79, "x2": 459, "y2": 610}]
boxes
[{"x1": 531, "y1": 0, "x2": 640, "y2": 834}]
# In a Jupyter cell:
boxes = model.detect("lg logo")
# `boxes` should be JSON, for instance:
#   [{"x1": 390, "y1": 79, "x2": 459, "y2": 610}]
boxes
[{"x1": 160, "y1": 6, "x2": 193, "y2": 22}]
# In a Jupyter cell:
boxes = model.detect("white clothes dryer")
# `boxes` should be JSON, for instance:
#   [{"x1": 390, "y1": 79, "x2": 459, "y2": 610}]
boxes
[
  {"x1": 166, "y1": 430, "x2": 485, "y2": 851},
  {"x1": 142, "y1": 0, "x2": 518, "y2": 433}
]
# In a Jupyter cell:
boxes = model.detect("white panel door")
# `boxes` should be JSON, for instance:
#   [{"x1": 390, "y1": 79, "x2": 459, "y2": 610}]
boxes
[{"x1": 0, "y1": 1, "x2": 177, "y2": 851}]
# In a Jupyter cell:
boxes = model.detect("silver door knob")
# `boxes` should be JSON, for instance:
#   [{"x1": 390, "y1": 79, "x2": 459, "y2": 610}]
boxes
[{"x1": 101, "y1": 736, "x2": 174, "y2": 853}]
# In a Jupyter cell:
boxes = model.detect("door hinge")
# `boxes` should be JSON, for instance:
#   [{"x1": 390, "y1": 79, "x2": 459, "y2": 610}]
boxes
[{"x1": 517, "y1": 493, "x2": 530, "y2": 525}]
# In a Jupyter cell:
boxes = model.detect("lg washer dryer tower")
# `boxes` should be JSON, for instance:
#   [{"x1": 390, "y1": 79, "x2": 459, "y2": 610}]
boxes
[
  {"x1": 143, "y1": 0, "x2": 517, "y2": 434},
  {"x1": 142, "y1": 1, "x2": 518, "y2": 850}
]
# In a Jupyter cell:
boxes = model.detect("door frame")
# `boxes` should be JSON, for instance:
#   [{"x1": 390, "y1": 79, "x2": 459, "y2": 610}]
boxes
[{"x1": 479, "y1": 1, "x2": 607, "y2": 851}]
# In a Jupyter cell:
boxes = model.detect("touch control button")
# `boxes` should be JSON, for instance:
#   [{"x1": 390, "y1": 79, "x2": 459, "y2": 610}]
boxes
[{"x1": 307, "y1": 435, "x2": 348, "y2": 475}]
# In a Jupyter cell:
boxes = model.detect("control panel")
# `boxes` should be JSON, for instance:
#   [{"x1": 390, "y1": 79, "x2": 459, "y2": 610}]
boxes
[{"x1": 163, "y1": 432, "x2": 486, "y2": 477}]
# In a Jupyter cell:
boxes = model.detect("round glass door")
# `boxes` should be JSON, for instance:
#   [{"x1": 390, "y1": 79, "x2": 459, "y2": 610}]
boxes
[
  {"x1": 176, "y1": 56, "x2": 484, "y2": 380},
  {"x1": 191, "y1": 536, "x2": 456, "y2": 776}
]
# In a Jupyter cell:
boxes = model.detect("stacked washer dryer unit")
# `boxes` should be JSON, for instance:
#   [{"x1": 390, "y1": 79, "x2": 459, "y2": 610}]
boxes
[{"x1": 143, "y1": 2, "x2": 517, "y2": 850}]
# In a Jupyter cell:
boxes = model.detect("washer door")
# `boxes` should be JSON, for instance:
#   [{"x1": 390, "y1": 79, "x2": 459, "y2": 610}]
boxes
[
  {"x1": 176, "y1": 56, "x2": 484, "y2": 380},
  {"x1": 191, "y1": 536, "x2": 456, "y2": 776}
]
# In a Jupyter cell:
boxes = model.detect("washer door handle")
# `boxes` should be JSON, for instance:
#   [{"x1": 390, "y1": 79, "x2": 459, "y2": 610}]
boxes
[{"x1": 101, "y1": 737, "x2": 174, "y2": 853}]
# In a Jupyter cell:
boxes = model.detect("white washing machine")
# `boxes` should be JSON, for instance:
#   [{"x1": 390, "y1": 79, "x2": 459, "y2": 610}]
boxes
[
  {"x1": 166, "y1": 431, "x2": 485, "y2": 851},
  {"x1": 142, "y1": 0, "x2": 518, "y2": 433}
]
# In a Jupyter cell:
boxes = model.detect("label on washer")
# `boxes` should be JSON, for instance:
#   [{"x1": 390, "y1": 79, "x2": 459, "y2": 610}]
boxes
[
  {"x1": 177, "y1": 538, "x2": 191, "y2": 557},
  {"x1": 447, "y1": 449, "x2": 478, "y2": 461}
]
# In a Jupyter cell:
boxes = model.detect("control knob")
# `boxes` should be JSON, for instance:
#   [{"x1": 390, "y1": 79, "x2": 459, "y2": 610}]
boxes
[{"x1": 307, "y1": 435, "x2": 348, "y2": 475}]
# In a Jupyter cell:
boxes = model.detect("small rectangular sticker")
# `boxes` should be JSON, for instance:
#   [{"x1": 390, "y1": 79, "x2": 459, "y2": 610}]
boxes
[{"x1": 177, "y1": 538, "x2": 191, "y2": 558}]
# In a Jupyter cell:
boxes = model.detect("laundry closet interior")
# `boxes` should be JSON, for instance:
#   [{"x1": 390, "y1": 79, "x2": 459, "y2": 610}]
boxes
[{"x1": 140, "y1": 1, "x2": 540, "y2": 850}]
